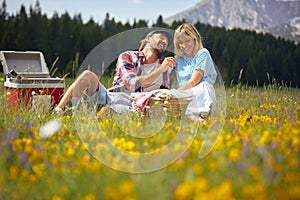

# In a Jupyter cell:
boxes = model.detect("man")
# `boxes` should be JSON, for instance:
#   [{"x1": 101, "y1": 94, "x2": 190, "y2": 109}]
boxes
[{"x1": 54, "y1": 29, "x2": 176, "y2": 113}]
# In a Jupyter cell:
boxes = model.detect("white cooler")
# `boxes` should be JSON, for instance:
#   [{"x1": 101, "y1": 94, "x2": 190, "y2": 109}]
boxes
[{"x1": 0, "y1": 51, "x2": 65, "y2": 111}]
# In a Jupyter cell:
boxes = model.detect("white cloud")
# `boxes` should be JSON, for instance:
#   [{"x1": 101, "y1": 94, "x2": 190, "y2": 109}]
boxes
[{"x1": 131, "y1": 0, "x2": 142, "y2": 4}]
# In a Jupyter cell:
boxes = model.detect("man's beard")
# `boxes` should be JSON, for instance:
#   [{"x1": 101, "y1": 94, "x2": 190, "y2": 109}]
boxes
[{"x1": 153, "y1": 48, "x2": 165, "y2": 57}]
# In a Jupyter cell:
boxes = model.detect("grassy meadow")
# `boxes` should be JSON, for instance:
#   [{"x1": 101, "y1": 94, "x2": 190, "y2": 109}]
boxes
[{"x1": 0, "y1": 75, "x2": 299, "y2": 200}]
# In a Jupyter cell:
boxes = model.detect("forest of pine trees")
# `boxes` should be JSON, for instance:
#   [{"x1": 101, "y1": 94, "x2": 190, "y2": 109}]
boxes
[{"x1": 0, "y1": 1, "x2": 299, "y2": 87}]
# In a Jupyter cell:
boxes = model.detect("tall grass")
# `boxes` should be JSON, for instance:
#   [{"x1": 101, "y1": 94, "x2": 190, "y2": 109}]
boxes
[{"x1": 0, "y1": 75, "x2": 299, "y2": 199}]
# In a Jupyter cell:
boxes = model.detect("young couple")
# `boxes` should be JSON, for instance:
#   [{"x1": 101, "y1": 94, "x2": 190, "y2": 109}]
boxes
[{"x1": 54, "y1": 23, "x2": 217, "y2": 122}]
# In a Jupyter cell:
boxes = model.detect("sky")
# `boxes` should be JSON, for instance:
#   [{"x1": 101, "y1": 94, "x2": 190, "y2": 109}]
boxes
[{"x1": 5, "y1": 0, "x2": 201, "y2": 25}]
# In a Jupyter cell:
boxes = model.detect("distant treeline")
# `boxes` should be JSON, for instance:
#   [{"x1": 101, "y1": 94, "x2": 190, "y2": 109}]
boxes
[{"x1": 0, "y1": 1, "x2": 299, "y2": 87}]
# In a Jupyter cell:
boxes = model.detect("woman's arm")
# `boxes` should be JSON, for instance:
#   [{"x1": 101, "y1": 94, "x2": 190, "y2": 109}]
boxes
[
  {"x1": 177, "y1": 49, "x2": 214, "y2": 91},
  {"x1": 178, "y1": 69, "x2": 203, "y2": 91}
]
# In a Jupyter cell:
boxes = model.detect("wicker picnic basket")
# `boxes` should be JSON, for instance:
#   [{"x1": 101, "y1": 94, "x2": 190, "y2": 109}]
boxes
[
  {"x1": 143, "y1": 91, "x2": 192, "y2": 120},
  {"x1": 147, "y1": 97, "x2": 191, "y2": 119}
]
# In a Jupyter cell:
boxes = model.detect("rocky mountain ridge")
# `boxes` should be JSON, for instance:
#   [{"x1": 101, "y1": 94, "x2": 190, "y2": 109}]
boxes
[{"x1": 165, "y1": 0, "x2": 300, "y2": 43}]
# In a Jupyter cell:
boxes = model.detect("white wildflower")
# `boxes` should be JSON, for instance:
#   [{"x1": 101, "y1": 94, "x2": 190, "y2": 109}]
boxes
[{"x1": 39, "y1": 119, "x2": 62, "y2": 138}]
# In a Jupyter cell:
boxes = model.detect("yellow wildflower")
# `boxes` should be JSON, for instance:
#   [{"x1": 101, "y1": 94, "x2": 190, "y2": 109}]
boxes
[
  {"x1": 32, "y1": 163, "x2": 46, "y2": 177},
  {"x1": 51, "y1": 195, "x2": 64, "y2": 200},
  {"x1": 82, "y1": 193, "x2": 96, "y2": 200},
  {"x1": 209, "y1": 181, "x2": 235, "y2": 200},
  {"x1": 119, "y1": 180, "x2": 136, "y2": 196},
  {"x1": 179, "y1": 44, "x2": 186, "y2": 49},
  {"x1": 229, "y1": 148, "x2": 240, "y2": 162},
  {"x1": 242, "y1": 183, "x2": 267, "y2": 200},
  {"x1": 9, "y1": 166, "x2": 19, "y2": 180},
  {"x1": 193, "y1": 177, "x2": 209, "y2": 192},
  {"x1": 174, "y1": 182, "x2": 194, "y2": 200}
]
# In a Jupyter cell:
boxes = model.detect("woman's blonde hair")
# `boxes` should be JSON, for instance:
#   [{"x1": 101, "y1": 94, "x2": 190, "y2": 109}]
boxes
[{"x1": 174, "y1": 23, "x2": 203, "y2": 58}]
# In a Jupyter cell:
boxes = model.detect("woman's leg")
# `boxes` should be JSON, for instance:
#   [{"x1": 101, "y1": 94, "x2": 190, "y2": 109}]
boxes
[
  {"x1": 56, "y1": 70, "x2": 100, "y2": 110},
  {"x1": 187, "y1": 114, "x2": 205, "y2": 123}
]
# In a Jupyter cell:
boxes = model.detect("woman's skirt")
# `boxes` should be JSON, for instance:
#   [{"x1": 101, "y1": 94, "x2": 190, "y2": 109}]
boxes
[{"x1": 183, "y1": 81, "x2": 216, "y2": 117}]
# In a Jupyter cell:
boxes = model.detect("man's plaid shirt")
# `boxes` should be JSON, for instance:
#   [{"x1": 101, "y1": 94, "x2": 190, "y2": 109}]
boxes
[{"x1": 111, "y1": 51, "x2": 172, "y2": 93}]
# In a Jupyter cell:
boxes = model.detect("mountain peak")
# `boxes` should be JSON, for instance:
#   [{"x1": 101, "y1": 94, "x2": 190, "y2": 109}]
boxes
[{"x1": 165, "y1": 0, "x2": 300, "y2": 42}]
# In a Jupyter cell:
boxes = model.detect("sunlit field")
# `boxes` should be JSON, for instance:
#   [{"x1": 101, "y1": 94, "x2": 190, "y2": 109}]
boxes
[{"x1": 0, "y1": 76, "x2": 299, "y2": 200}]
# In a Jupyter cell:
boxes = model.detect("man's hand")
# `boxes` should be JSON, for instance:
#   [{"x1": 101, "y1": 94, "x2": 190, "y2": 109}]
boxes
[
  {"x1": 159, "y1": 57, "x2": 176, "y2": 73},
  {"x1": 138, "y1": 57, "x2": 176, "y2": 88}
]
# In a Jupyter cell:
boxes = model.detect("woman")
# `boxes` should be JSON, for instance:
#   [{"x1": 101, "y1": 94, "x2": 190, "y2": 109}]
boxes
[{"x1": 174, "y1": 23, "x2": 217, "y2": 122}]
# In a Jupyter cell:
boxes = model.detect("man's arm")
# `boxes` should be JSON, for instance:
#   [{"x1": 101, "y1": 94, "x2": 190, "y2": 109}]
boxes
[
  {"x1": 114, "y1": 52, "x2": 142, "y2": 92},
  {"x1": 138, "y1": 57, "x2": 176, "y2": 88}
]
